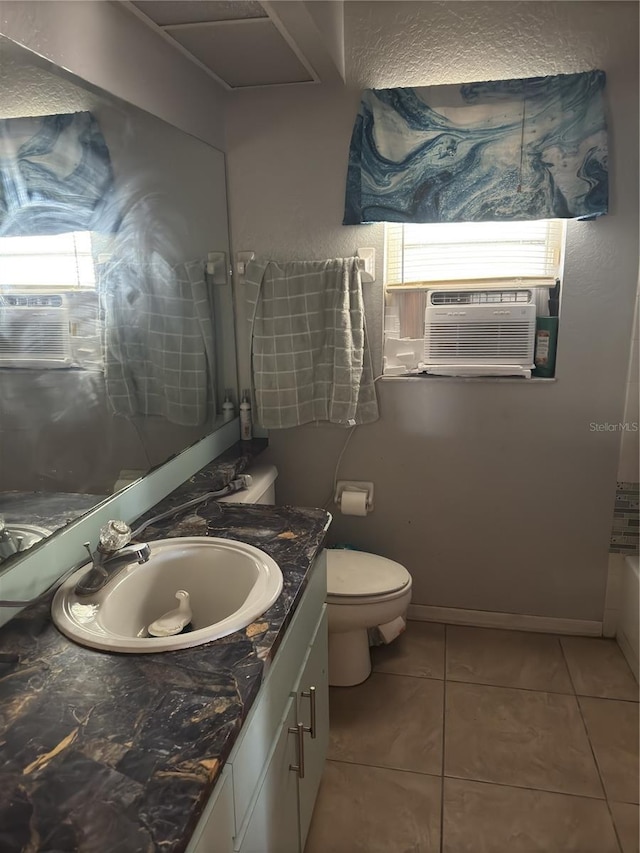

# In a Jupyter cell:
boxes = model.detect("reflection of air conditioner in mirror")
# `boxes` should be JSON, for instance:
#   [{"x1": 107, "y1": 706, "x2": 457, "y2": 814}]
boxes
[
  {"x1": 422, "y1": 288, "x2": 537, "y2": 378},
  {"x1": 0, "y1": 294, "x2": 72, "y2": 368}
]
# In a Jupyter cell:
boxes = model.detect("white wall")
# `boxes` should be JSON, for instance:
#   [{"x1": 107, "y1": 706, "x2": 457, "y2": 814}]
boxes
[
  {"x1": 617, "y1": 284, "x2": 639, "y2": 482},
  {"x1": 0, "y1": 0, "x2": 226, "y2": 149},
  {"x1": 226, "y1": 1, "x2": 639, "y2": 621}
]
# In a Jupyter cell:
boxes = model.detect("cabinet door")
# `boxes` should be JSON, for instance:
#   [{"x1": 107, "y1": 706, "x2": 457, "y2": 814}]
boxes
[
  {"x1": 186, "y1": 767, "x2": 234, "y2": 853},
  {"x1": 229, "y1": 551, "x2": 327, "y2": 836},
  {"x1": 237, "y1": 698, "x2": 300, "y2": 853},
  {"x1": 297, "y1": 606, "x2": 329, "y2": 851}
]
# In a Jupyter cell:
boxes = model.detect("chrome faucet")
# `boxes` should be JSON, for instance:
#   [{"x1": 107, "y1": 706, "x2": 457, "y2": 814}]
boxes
[{"x1": 74, "y1": 520, "x2": 150, "y2": 597}]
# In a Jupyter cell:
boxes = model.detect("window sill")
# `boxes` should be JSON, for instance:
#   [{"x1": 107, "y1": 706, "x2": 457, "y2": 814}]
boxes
[{"x1": 378, "y1": 374, "x2": 557, "y2": 384}]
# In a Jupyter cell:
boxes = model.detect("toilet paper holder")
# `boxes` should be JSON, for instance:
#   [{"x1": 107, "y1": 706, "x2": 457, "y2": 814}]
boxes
[{"x1": 334, "y1": 480, "x2": 374, "y2": 512}]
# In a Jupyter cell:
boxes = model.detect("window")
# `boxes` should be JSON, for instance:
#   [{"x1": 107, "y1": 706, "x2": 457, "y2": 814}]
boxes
[
  {"x1": 0, "y1": 231, "x2": 97, "y2": 290},
  {"x1": 383, "y1": 220, "x2": 565, "y2": 377}
]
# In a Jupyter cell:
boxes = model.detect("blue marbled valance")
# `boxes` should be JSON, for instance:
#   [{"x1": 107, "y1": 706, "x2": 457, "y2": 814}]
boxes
[
  {"x1": 344, "y1": 71, "x2": 608, "y2": 224},
  {"x1": 0, "y1": 111, "x2": 115, "y2": 237}
]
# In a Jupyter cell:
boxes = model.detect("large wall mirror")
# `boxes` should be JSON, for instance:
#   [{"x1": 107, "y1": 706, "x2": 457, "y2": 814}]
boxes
[{"x1": 0, "y1": 35, "x2": 238, "y2": 575}]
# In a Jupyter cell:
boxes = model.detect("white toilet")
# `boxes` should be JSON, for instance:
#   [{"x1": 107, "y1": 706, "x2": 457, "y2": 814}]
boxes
[
  {"x1": 326, "y1": 549, "x2": 412, "y2": 686},
  {"x1": 222, "y1": 464, "x2": 412, "y2": 687}
]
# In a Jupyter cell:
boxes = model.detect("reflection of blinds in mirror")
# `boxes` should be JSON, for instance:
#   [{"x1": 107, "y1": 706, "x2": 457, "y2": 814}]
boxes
[
  {"x1": 386, "y1": 220, "x2": 565, "y2": 287},
  {"x1": 0, "y1": 231, "x2": 96, "y2": 288}
]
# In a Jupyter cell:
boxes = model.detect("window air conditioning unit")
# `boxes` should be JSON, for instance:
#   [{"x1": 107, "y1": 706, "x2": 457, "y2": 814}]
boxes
[
  {"x1": 423, "y1": 288, "x2": 537, "y2": 378},
  {"x1": 0, "y1": 293, "x2": 72, "y2": 368}
]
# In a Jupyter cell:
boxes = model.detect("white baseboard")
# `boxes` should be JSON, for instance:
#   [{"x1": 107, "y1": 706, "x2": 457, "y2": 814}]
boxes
[
  {"x1": 617, "y1": 555, "x2": 639, "y2": 681},
  {"x1": 407, "y1": 603, "x2": 602, "y2": 636},
  {"x1": 617, "y1": 629, "x2": 640, "y2": 683}
]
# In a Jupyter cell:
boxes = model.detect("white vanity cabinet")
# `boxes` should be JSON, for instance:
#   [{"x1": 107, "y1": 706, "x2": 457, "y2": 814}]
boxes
[
  {"x1": 295, "y1": 608, "x2": 330, "y2": 851},
  {"x1": 186, "y1": 550, "x2": 328, "y2": 853},
  {"x1": 186, "y1": 768, "x2": 235, "y2": 853},
  {"x1": 235, "y1": 696, "x2": 300, "y2": 853}
]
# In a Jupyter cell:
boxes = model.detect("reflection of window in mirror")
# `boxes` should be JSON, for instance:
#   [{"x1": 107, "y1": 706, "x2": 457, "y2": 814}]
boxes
[
  {"x1": 0, "y1": 231, "x2": 96, "y2": 288},
  {"x1": 0, "y1": 231, "x2": 104, "y2": 368}
]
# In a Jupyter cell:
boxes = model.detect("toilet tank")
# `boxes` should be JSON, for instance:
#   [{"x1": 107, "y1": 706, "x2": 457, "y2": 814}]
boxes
[{"x1": 219, "y1": 464, "x2": 278, "y2": 505}]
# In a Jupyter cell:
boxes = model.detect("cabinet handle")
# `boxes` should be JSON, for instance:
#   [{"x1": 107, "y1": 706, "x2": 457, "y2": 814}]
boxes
[
  {"x1": 301, "y1": 686, "x2": 317, "y2": 739},
  {"x1": 288, "y1": 722, "x2": 305, "y2": 779}
]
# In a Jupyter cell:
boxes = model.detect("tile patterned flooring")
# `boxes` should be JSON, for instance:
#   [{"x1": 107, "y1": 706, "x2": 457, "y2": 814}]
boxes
[{"x1": 305, "y1": 623, "x2": 640, "y2": 853}]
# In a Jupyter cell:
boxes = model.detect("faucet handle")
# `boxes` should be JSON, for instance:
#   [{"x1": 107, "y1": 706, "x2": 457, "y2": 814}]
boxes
[{"x1": 98, "y1": 520, "x2": 132, "y2": 553}]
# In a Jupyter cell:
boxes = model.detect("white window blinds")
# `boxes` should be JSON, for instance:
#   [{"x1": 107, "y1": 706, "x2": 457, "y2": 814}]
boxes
[
  {"x1": 0, "y1": 231, "x2": 96, "y2": 289},
  {"x1": 386, "y1": 219, "x2": 565, "y2": 289}
]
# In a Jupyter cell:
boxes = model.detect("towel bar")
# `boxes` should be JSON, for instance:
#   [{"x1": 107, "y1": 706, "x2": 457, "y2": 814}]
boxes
[{"x1": 236, "y1": 248, "x2": 375, "y2": 282}]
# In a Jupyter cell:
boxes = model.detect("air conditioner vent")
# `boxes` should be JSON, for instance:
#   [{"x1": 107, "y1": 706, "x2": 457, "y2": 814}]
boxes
[
  {"x1": 423, "y1": 288, "x2": 537, "y2": 374},
  {"x1": 430, "y1": 290, "x2": 532, "y2": 305},
  {"x1": 0, "y1": 294, "x2": 72, "y2": 366},
  {"x1": 426, "y1": 321, "x2": 534, "y2": 361},
  {"x1": 1, "y1": 294, "x2": 64, "y2": 308}
]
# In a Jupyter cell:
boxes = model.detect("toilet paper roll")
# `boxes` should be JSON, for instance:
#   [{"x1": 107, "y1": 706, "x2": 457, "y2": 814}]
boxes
[{"x1": 340, "y1": 490, "x2": 368, "y2": 516}]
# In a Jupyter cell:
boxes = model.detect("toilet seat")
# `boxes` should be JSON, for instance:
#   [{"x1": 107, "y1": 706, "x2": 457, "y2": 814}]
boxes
[{"x1": 326, "y1": 550, "x2": 411, "y2": 599}]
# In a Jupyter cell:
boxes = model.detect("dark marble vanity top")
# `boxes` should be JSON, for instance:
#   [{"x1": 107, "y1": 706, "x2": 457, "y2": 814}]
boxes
[{"x1": 0, "y1": 456, "x2": 330, "y2": 852}]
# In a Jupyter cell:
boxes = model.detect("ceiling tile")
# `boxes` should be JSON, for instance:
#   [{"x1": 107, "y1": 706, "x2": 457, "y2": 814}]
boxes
[
  {"x1": 131, "y1": 1, "x2": 267, "y2": 27},
  {"x1": 165, "y1": 19, "x2": 314, "y2": 88}
]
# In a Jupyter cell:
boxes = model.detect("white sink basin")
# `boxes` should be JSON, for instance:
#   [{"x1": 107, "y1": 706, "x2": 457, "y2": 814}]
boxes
[{"x1": 51, "y1": 537, "x2": 283, "y2": 653}]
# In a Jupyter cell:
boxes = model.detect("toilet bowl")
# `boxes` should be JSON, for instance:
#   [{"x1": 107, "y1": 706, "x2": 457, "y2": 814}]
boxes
[
  {"x1": 221, "y1": 465, "x2": 412, "y2": 687},
  {"x1": 326, "y1": 549, "x2": 412, "y2": 687}
]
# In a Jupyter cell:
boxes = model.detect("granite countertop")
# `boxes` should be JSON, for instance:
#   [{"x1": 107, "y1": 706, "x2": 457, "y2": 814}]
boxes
[{"x1": 0, "y1": 469, "x2": 330, "y2": 852}]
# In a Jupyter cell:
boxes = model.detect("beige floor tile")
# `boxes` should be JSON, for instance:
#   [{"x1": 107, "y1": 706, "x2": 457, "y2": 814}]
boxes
[
  {"x1": 442, "y1": 777, "x2": 619, "y2": 853},
  {"x1": 445, "y1": 682, "x2": 603, "y2": 798},
  {"x1": 305, "y1": 761, "x2": 441, "y2": 853},
  {"x1": 561, "y1": 637, "x2": 639, "y2": 700},
  {"x1": 610, "y1": 801, "x2": 640, "y2": 853},
  {"x1": 579, "y1": 697, "x2": 639, "y2": 803},
  {"x1": 446, "y1": 626, "x2": 573, "y2": 693},
  {"x1": 372, "y1": 621, "x2": 445, "y2": 679},
  {"x1": 328, "y1": 672, "x2": 443, "y2": 775}
]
